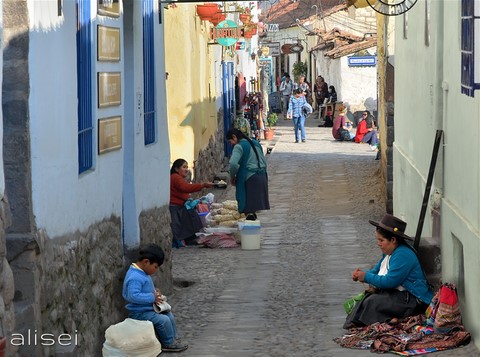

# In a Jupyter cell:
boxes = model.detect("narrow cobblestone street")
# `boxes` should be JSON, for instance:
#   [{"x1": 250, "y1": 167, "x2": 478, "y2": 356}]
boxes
[{"x1": 169, "y1": 117, "x2": 479, "y2": 357}]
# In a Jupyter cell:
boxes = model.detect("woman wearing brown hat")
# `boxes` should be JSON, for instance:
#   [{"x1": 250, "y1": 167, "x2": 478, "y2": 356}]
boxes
[{"x1": 343, "y1": 214, "x2": 434, "y2": 329}]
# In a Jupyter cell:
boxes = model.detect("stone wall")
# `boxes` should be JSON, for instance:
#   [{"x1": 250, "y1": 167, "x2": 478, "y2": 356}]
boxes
[
  {"x1": 0, "y1": 197, "x2": 14, "y2": 355},
  {"x1": 193, "y1": 113, "x2": 229, "y2": 185},
  {"x1": 37, "y1": 217, "x2": 124, "y2": 357},
  {"x1": 137, "y1": 206, "x2": 173, "y2": 294}
]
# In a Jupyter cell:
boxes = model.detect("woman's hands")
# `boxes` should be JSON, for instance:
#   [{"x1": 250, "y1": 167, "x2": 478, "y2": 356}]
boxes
[
  {"x1": 202, "y1": 182, "x2": 215, "y2": 188},
  {"x1": 352, "y1": 268, "x2": 366, "y2": 282}
]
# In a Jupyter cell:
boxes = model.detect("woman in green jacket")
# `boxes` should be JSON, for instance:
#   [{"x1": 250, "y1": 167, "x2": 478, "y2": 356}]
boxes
[{"x1": 226, "y1": 128, "x2": 270, "y2": 220}]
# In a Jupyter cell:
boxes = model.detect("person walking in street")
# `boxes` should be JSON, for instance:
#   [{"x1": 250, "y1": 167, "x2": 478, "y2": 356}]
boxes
[
  {"x1": 314, "y1": 76, "x2": 329, "y2": 112},
  {"x1": 226, "y1": 128, "x2": 270, "y2": 221},
  {"x1": 295, "y1": 75, "x2": 312, "y2": 104},
  {"x1": 122, "y1": 244, "x2": 189, "y2": 353},
  {"x1": 170, "y1": 159, "x2": 214, "y2": 247},
  {"x1": 287, "y1": 88, "x2": 308, "y2": 143},
  {"x1": 279, "y1": 74, "x2": 293, "y2": 119},
  {"x1": 343, "y1": 214, "x2": 433, "y2": 329}
]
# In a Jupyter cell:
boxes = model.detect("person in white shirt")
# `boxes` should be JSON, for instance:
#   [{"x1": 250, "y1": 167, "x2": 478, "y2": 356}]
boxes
[{"x1": 279, "y1": 74, "x2": 293, "y2": 119}]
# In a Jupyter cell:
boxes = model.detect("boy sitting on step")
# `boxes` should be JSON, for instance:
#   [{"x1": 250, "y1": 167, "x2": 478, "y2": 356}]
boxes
[{"x1": 122, "y1": 243, "x2": 188, "y2": 353}]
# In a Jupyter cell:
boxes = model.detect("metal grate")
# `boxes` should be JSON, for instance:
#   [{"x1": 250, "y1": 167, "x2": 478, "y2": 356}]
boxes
[
  {"x1": 460, "y1": 0, "x2": 480, "y2": 97},
  {"x1": 77, "y1": 0, "x2": 94, "y2": 173},
  {"x1": 143, "y1": 0, "x2": 156, "y2": 145}
]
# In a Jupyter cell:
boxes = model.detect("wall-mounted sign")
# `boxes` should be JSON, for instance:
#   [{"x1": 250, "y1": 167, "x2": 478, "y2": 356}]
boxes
[
  {"x1": 209, "y1": 20, "x2": 242, "y2": 46},
  {"x1": 98, "y1": 72, "x2": 121, "y2": 108},
  {"x1": 97, "y1": 25, "x2": 121, "y2": 62},
  {"x1": 98, "y1": 0, "x2": 120, "y2": 17},
  {"x1": 290, "y1": 44, "x2": 304, "y2": 53},
  {"x1": 260, "y1": 42, "x2": 280, "y2": 56},
  {"x1": 348, "y1": 55, "x2": 377, "y2": 67},
  {"x1": 235, "y1": 41, "x2": 246, "y2": 50},
  {"x1": 265, "y1": 23, "x2": 279, "y2": 32},
  {"x1": 98, "y1": 116, "x2": 122, "y2": 154}
]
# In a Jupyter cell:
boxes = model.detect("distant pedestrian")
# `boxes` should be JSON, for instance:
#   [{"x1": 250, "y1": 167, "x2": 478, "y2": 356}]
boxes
[
  {"x1": 328, "y1": 85, "x2": 337, "y2": 103},
  {"x1": 226, "y1": 128, "x2": 270, "y2": 221},
  {"x1": 279, "y1": 74, "x2": 293, "y2": 119},
  {"x1": 287, "y1": 88, "x2": 308, "y2": 143},
  {"x1": 314, "y1": 76, "x2": 329, "y2": 111}
]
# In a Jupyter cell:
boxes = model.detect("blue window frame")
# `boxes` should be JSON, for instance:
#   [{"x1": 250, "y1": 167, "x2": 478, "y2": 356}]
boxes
[
  {"x1": 77, "y1": 0, "x2": 93, "y2": 173},
  {"x1": 143, "y1": 0, "x2": 156, "y2": 145},
  {"x1": 461, "y1": 0, "x2": 480, "y2": 97}
]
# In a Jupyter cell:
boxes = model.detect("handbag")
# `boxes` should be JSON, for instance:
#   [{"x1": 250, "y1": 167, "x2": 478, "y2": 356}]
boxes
[
  {"x1": 343, "y1": 291, "x2": 366, "y2": 314},
  {"x1": 433, "y1": 283, "x2": 462, "y2": 333}
]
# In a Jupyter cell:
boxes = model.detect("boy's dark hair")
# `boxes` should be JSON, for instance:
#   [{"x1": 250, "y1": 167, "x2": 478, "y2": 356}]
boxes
[{"x1": 138, "y1": 244, "x2": 165, "y2": 266}]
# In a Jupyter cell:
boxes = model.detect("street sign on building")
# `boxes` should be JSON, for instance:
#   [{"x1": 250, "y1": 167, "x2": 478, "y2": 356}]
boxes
[
  {"x1": 348, "y1": 55, "x2": 377, "y2": 66},
  {"x1": 260, "y1": 42, "x2": 281, "y2": 57},
  {"x1": 265, "y1": 23, "x2": 279, "y2": 32}
]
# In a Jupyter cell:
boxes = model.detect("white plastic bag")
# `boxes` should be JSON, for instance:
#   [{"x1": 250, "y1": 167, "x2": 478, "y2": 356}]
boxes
[{"x1": 102, "y1": 318, "x2": 161, "y2": 357}]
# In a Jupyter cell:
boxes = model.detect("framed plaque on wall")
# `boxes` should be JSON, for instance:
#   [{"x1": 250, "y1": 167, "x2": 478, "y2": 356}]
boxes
[
  {"x1": 98, "y1": 0, "x2": 120, "y2": 17},
  {"x1": 98, "y1": 72, "x2": 121, "y2": 108},
  {"x1": 97, "y1": 25, "x2": 120, "y2": 61},
  {"x1": 98, "y1": 116, "x2": 122, "y2": 154}
]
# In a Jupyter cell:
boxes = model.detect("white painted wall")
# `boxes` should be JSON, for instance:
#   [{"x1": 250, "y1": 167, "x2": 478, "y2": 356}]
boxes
[
  {"x1": 28, "y1": 1, "x2": 170, "y2": 242},
  {"x1": 316, "y1": 52, "x2": 376, "y2": 112},
  {"x1": 395, "y1": 0, "x2": 480, "y2": 347}
]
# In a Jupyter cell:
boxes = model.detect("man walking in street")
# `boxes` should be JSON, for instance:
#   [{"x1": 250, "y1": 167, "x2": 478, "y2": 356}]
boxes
[{"x1": 279, "y1": 74, "x2": 293, "y2": 119}]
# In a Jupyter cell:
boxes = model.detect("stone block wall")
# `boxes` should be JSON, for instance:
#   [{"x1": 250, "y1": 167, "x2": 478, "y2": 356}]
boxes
[
  {"x1": 193, "y1": 115, "x2": 228, "y2": 186},
  {"x1": 37, "y1": 217, "x2": 125, "y2": 357},
  {"x1": 0, "y1": 197, "x2": 14, "y2": 355},
  {"x1": 138, "y1": 206, "x2": 173, "y2": 294}
]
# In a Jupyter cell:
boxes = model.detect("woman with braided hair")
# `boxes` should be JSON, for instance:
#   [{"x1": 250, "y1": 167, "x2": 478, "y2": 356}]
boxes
[{"x1": 226, "y1": 128, "x2": 270, "y2": 220}]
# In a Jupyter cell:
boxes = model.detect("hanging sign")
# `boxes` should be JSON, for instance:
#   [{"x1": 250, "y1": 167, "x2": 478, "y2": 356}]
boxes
[
  {"x1": 210, "y1": 20, "x2": 243, "y2": 46},
  {"x1": 235, "y1": 41, "x2": 246, "y2": 50}
]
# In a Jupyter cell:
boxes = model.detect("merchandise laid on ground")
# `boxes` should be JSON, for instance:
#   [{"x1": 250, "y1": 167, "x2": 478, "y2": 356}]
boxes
[
  {"x1": 335, "y1": 283, "x2": 471, "y2": 355},
  {"x1": 189, "y1": 198, "x2": 261, "y2": 250}
]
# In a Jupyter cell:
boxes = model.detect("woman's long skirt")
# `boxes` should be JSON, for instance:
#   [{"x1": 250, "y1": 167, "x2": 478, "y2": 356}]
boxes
[
  {"x1": 242, "y1": 172, "x2": 270, "y2": 214},
  {"x1": 343, "y1": 290, "x2": 427, "y2": 329},
  {"x1": 169, "y1": 205, "x2": 203, "y2": 241}
]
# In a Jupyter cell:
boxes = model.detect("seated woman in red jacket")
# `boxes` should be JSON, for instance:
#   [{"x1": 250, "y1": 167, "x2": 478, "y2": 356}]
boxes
[
  {"x1": 354, "y1": 111, "x2": 378, "y2": 149},
  {"x1": 170, "y1": 159, "x2": 214, "y2": 247}
]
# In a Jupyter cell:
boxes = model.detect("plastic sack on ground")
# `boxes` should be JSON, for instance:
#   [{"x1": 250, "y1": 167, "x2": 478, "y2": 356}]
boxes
[{"x1": 102, "y1": 318, "x2": 161, "y2": 357}]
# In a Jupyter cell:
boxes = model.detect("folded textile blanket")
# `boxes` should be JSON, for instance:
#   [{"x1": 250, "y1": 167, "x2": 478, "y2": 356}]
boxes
[{"x1": 334, "y1": 314, "x2": 471, "y2": 355}]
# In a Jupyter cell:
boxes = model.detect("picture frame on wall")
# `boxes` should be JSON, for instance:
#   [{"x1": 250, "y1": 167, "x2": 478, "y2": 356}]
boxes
[
  {"x1": 98, "y1": 116, "x2": 122, "y2": 154},
  {"x1": 98, "y1": 25, "x2": 120, "y2": 62},
  {"x1": 98, "y1": 0, "x2": 120, "y2": 18},
  {"x1": 98, "y1": 72, "x2": 121, "y2": 108}
]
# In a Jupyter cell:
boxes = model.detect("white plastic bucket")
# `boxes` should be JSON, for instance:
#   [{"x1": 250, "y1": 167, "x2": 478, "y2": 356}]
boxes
[{"x1": 238, "y1": 220, "x2": 261, "y2": 250}]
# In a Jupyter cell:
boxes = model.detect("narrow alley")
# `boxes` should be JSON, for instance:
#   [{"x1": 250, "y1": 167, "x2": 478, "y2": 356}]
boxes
[{"x1": 169, "y1": 118, "x2": 479, "y2": 356}]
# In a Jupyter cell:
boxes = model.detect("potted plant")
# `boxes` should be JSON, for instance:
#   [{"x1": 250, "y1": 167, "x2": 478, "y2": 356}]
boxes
[
  {"x1": 264, "y1": 113, "x2": 277, "y2": 140},
  {"x1": 196, "y1": 3, "x2": 220, "y2": 21},
  {"x1": 292, "y1": 61, "x2": 308, "y2": 82}
]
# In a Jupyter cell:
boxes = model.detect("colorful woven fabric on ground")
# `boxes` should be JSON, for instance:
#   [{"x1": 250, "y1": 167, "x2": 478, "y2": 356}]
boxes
[{"x1": 334, "y1": 314, "x2": 471, "y2": 355}]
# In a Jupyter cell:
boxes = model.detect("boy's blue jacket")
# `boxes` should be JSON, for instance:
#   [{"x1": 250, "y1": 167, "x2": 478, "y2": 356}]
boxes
[
  {"x1": 364, "y1": 244, "x2": 433, "y2": 304},
  {"x1": 122, "y1": 265, "x2": 155, "y2": 312}
]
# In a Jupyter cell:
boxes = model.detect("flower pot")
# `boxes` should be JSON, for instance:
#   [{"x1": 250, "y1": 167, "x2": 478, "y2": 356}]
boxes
[
  {"x1": 196, "y1": 4, "x2": 219, "y2": 20},
  {"x1": 209, "y1": 12, "x2": 226, "y2": 26},
  {"x1": 239, "y1": 13, "x2": 250, "y2": 24},
  {"x1": 264, "y1": 129, "x2": 274, "y2": 141}
]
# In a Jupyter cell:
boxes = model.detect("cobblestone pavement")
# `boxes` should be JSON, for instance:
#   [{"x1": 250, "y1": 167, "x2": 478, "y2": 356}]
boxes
[{"x1": 169, "y1": 116, "x2": 479, "y2": 356}]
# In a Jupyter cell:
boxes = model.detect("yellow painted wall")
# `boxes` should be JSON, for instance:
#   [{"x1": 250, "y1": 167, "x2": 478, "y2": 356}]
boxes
[{"x1": 163, "y1": 4, "x2": 219, "y2": 169}]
